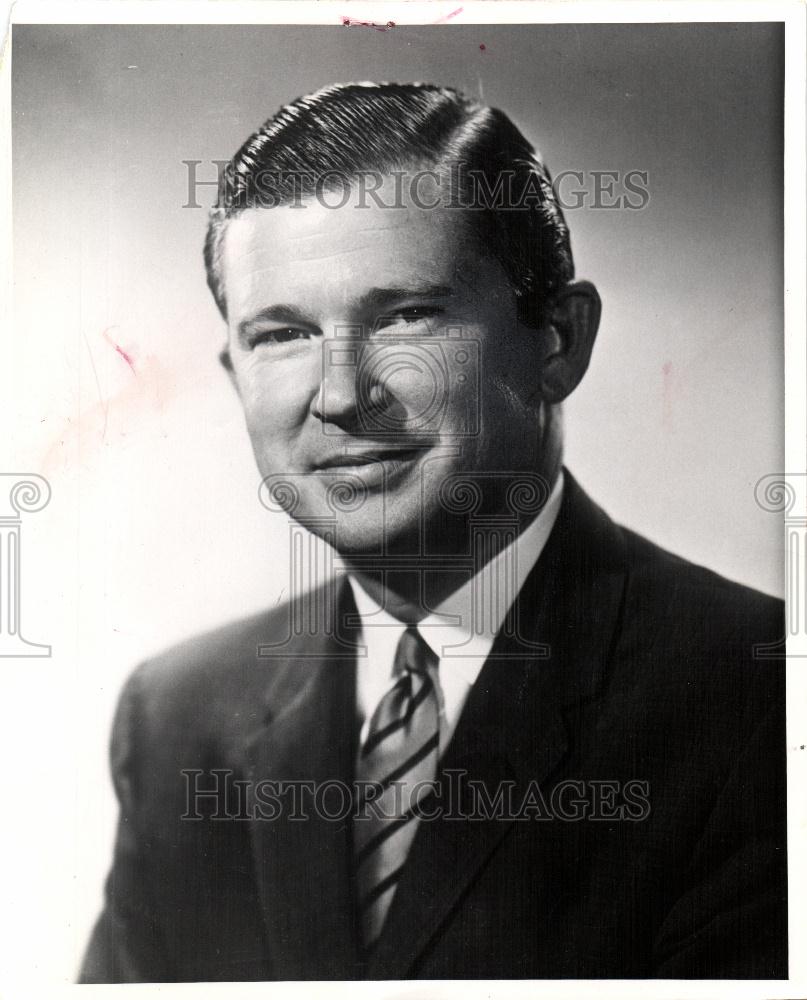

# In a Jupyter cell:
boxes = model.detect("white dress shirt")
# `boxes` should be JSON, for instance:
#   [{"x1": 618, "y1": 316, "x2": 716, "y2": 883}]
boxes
[{"x1": 349, "y1": 472, "x2": 564, "y2": 754}]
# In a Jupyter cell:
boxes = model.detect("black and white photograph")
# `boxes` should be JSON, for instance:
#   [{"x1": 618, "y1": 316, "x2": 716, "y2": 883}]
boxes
[{"x1": 2, "y1": 2, "x2": 805, "y2": 994}]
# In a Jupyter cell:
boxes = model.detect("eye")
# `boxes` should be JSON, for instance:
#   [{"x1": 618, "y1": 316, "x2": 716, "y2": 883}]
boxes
[
  {"x1": 374, "y1": 306, "x2": 443, "y2": 333},
  {"x1": 249, "y1": 328, "x2": 312, "y2": 348}
]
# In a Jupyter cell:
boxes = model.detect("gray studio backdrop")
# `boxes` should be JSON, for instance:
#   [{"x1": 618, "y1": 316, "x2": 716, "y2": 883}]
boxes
[{"x1": 9, "y1": 22, "x2": 783, "y2": 978}]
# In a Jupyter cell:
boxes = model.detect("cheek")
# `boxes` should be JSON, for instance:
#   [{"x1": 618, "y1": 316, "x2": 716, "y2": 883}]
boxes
[
  {"x1": 471, "y1": 343, "x2": 543, "y2": 454},
  {"x1": 484, "y1": 333, "x2": 542, "y2": 408},
  {"x1": 382, "y1": 359, "x2": 446, "y2": 421},
  {"x1": 234, "y1": 357, "x2": 316, "y2": 434}
]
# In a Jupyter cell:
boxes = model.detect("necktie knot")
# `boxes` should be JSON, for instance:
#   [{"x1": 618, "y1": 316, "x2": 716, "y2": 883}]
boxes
[{"x1": 397, "y1": 624, "x2": 436, "y2": 678}]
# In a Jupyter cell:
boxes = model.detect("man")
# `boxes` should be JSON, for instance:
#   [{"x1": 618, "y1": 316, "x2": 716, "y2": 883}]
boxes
[{"x1": 80, "y1": 82, "x2": 787, "y2": 982}]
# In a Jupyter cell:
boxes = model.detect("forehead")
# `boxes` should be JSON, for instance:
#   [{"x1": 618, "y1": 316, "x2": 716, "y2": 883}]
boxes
[{"x1": 220, "y1": 182, "x2": 503, "y2": 322}]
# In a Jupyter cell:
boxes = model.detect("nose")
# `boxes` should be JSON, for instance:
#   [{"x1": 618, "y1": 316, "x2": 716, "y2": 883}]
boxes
[
  {"x1": 310, "y1": 340, "x2": 387, "y2": 429},
  {"x1": 311, "y1": 365, "x2": 358, "y2": 427}
]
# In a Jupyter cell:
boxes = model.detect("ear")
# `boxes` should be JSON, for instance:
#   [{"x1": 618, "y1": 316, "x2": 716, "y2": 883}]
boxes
[{"x1": 536, "y1": 280, "x2": 601, "y2": 403}]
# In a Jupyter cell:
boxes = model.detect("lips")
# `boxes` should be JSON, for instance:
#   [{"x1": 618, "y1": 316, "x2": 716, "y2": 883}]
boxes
[
  {"x1": 309, "y1": 447, "x2": 424, "y2": 490},
  {"x1": 311, "y1": 447, "x2": 421, "y2": 471}
]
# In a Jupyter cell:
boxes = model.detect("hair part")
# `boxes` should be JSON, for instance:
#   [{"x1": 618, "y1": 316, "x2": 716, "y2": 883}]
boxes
[{"x1": 204, "y1": 81, "x2": 574, "y2": 328}]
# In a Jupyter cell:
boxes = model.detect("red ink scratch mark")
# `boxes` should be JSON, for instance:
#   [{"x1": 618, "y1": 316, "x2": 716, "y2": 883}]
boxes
[
  {"x1": 40, "y1": 351, "x2": 175, "y2": 478},
  {"x1": 341, "y1": 16, "x2": 395, "y2": 30},
  {"x1": 102, "y1": 327, "x2": 137, "y2": 375},
  {"x1": 431, "y1": 6, "x2": 463, "y2": 23}
]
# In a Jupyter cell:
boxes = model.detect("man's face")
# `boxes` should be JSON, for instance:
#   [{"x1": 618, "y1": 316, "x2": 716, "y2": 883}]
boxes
[{"x1": 221, "y1": 178, "x2": 548, "y2": 555}]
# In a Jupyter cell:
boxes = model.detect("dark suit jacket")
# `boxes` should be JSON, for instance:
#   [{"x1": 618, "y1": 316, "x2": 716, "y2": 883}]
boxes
[{"x1": 80, "y1": 472, "x2": 787, "y2": 982}]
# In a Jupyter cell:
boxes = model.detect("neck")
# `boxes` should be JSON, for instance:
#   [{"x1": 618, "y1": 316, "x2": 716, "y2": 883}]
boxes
[{"x1": 346, "y1": 461, "x2": 562, "y2": 620}]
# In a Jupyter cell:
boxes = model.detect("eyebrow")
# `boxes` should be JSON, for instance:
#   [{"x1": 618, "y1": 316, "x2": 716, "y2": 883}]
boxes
[
  {"x1": 359, "y1": 285, "x2": 455, "y2": 310},
  {"x1": 237, "y1": 305, "x2": 309, "y2": 342},
  {"x1": 236, "y1": 285, "x2": 455, "y2": 341}
]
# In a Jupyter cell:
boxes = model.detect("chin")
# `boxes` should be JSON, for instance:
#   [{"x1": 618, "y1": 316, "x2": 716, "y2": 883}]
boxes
[
  {"x1": 321, "y1": 510, "x2": 423, "y2": 559},
  {"x1": 326, "y1": 532, "x2": 387, "y2": 558}
]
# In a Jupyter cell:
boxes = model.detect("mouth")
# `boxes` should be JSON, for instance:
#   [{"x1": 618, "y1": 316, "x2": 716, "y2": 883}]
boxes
[{"x1": 310, "y1": 447, "x2": 424, "y2": 486}]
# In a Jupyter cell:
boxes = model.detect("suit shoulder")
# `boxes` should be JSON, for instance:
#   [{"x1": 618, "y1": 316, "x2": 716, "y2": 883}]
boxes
[
  {"x1": 562, "y1": 473, "x2": 781, "y2": 631},
  {"x1": 118, "y1": 599, "x2": 304, "y2": 737},
  {"x1": 141, "y1": 603, "x2": 289, "y2": 684},
  {"x1": 612, "y1": 524, "x2": 784, "y2": 719},
  {"x1": 620, "y1": 523, "x2": 782, "y2": 625}
]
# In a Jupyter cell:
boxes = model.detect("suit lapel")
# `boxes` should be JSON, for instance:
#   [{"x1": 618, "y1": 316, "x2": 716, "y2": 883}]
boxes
[
  {"x1": 243, "y1": 582, "x2": 362, "y2": 980},
  {"x1": 366, "y1": 472, "x2": 629, "y2": 978}
]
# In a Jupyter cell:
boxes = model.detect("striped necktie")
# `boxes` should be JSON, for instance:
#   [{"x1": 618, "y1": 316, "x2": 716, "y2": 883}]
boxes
[{"x1": 353, "y1": 625, "x2": 440, "y2": 950}]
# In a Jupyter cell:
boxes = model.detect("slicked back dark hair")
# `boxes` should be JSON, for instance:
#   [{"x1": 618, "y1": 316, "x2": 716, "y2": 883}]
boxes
[{"x1": 204, "y1": 82, "x2": 574, "y2": 327}]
